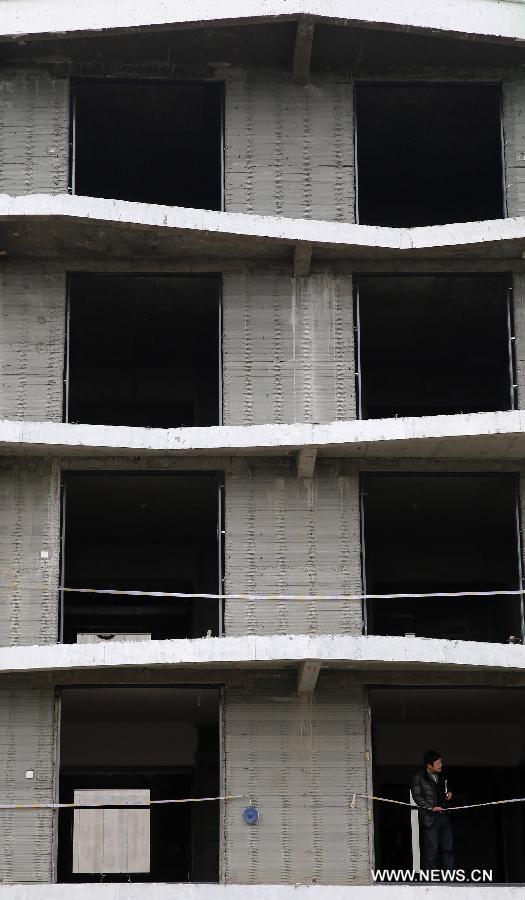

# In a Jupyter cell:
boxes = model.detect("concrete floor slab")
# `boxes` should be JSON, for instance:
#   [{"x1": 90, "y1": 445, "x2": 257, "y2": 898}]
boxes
[
  {"x1": 2, "y1": 411, "x2": 525, "y2": 460},
  {"x1": 1, "y1": 633, "x2": 525, "y2": 677},
  {"x1": 0, "y1": 0, "x2": 524, "y2": 45}
]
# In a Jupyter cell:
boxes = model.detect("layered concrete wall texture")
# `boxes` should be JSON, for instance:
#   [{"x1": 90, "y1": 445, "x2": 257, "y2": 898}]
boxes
[
  {"x1": 0, "y1": 460, "x2": 60, "y2": 648},
  {"x1": 0, "y1": 71, "x2": 68, "y2": 196},
  {"x1": 223, "y1": 674, "x2": 371, "y2": 884},
  {"x1": 224, "y1": 460, "x2": 362, "y2": 636},
  {"x1": 503, "y1": 78, "x2": 525, "y2": 218},
  {"x1": 223, "y1": 271, "x2": 355, "y2": 426},
  {"x1": 225, "y1": 73, "x2": 354, "y2": 221},
  {"x1": 0, "y1": 265, "x2": 66, "y2": 422},
  {"x1": 0, "y1": 682, "x2": 55, "y2": 883}
]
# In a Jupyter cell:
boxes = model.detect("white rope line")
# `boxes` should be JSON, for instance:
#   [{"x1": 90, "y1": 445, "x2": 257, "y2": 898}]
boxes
[
  {"x1": 5, "y1": 793, "x2": 525, "y2": 812},
  {"x1": 360, "y1": 794, "x2": 525, "y2": 813},
  {"x1": 62, "y1": 587, "x2": 524, "y2": 602},
  {"x1": 0, "y1": 794, "x2": 247, "y2": 811}
]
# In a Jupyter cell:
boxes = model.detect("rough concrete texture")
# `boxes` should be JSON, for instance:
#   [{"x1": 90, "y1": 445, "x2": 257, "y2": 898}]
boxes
[
  {"x1": 0, "y1": 72, "x2": 68, "y2": 196},
  {"x1": 225, "y1": 74, "x2": 353, "y2": 221},
  {"x1": 224, "y1": 673, "x2": 371, "y2": 884},
  {"x1": 225, "y1": 461, "x2": 361, "y2": 635},
  {"x1": 223, "y1": 271, "x2": 355, "y2": 425},
  {"x1": 0, "y1": 460, "x2": 60, "y2": 647},
  {"x1": 3, "y1": 633, "x2": 525, "y2": 677},
  {"x1": 0, "y1": 265, "x2": 66, "y2": 421},
  {"x1": 504, "y1": 79, "x2": 525, "y2": 218},
  {"x1": 513, "y1": 273, "x2": 525, "y2": 407},
  {"x1": 0, "y1": 683, "x2": 55, "y2": 883},
  {"x1": 1, "y1": 0, "x2": 525, "y2": 43}
]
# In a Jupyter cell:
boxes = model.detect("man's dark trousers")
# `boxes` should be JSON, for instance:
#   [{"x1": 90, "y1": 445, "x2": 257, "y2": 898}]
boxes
[{"x1": 422, "y1": 815, "x2": 454, "y2": 871}]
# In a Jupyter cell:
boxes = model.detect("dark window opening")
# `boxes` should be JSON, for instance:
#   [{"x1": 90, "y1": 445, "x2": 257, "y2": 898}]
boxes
[
  {"x1": 362, "y1": 474, "x2": 522, "y2": 643},
  {"x1": 357, "y1": 274, "x2": 513, "y2": 419},
  {"x1": 61, "y1": 473, "x2": 222, "y2": 643},
  {"x1": 57, "y1": 687, "x2": 220, "y2": 883},
  {"x1": 370, "y1": 687, "x2": 525, "y2": 883},
  {"x1": 355, "y1": 84, "x2": 504, "y2": 226},
  {"x1": 66, "y1": 275, "x2": 220, "y2": 429},
  {"x1": 72, "y1": 80, "x2": 223, "y2": 209}
]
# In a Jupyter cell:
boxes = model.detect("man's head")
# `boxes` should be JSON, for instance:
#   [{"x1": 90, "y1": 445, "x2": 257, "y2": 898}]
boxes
[{"x1": 423, "y1": 749, "x2": 442, "y2": 773}]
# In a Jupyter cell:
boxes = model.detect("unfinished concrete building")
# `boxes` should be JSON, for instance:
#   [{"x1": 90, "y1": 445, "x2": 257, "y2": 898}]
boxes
[{"x1": 3, "y1": 1, "x2": 525, "y2": 896}]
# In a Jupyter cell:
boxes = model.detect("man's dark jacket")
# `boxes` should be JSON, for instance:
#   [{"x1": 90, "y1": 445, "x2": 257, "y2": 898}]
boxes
[{"x1": 411, "y1": 769, "x2": 449, "y2": 828}]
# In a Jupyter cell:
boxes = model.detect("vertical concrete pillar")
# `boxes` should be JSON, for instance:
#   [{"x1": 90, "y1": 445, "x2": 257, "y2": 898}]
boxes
[
  {"x1": 0, "y1": 264, "x2": 66, "y2": 421},
  {"x1": 223, "y1": 673, "x2": 372, "y2": 884},
  {"x1": 224, "y1": 460, "x2": 362, "y2": 636},
  {"x1": 0, "y1": 70, "x2": 69, "y2": 195},
  {"x1": 0, "y1": 680, "x2": 56, "y2": 883},
  {"x1": 0, "y1": 459, "x2": 61, "y2": 647},
  {"x1": 503, "y1": 78, "x2": 525, "y2": 217},
  {"x1": 225, "y1": 72, "x2": 354, "y2": 221},
  {"x1": 223, "y1": 270, "x2": 355, "y2": 426}
]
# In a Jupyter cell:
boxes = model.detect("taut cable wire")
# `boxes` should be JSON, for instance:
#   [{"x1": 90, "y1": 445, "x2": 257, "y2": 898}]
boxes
[{"x1": 62, "y1": 587, "x2": 525, "y2": 602}]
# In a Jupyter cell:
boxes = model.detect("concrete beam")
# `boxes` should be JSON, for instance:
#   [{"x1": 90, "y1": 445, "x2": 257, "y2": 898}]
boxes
[
  {"x1": 1, "y1": 195, "x2": 525, "y2": 261},
  {"x1": 296, "y1": 447, "x2": 317, "y2": 478},
  {"x1": 297, "y1": 660, "x2": 321, "y2": 693},
  {"x1": 1, "y1": 0, "x2": 525, "y2": 44},
  {"x1": 293, "y1": 243, "x2": 312, "y2": 276},
  {"x1": 2, "y1": 634, "x2": 525, "y2": 678},
  {"x1": 5, "y1": 410, "x2": 525, "y2": 460},
  {"x1": 292, "y1": 16, "x2": 315, "y2": 83},
  {"x1": 0, "y1": 884, "x2": 521, "y2": 900}
]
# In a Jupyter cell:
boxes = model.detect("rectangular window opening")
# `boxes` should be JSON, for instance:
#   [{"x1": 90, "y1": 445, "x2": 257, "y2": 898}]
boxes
[
  {"x1": 370, "y1": 686, "x2": 525, "y2": 883},
  {"x1": 355, "y1": 83, "x2": 504, "y2": 227},
  {"x1": 362, "y1": 473, "x2": 523, "y2": 643},
  {"x1": 71, "y1": 80, "x2": 223, "y2": 209},
  {"x1": 356, "y1": 274, "x2": 513, "y2": 419},
  {"x1": 57, "y1": 686, "x2": 220, "y2": 883},
  {"x1": 65, "y1": 274, "x2": 221, "y2": 429},
  {"x1": 60, "y1": 473, "x2": 222, "y2": 643}
]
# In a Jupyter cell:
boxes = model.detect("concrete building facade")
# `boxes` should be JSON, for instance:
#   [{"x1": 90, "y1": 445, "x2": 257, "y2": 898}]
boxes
[{"x1": 1, "y1": 1, "x2": 525, "y2": 896}]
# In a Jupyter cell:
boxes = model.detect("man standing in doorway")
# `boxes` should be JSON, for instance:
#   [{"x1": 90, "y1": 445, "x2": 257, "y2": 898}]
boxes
[{"x1": 411, "y1": 750, "x2": 454, "y2": 873}]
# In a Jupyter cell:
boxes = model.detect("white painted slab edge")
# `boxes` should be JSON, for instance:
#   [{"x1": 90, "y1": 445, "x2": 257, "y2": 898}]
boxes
[
  {"x1": 0, "y1": 194, "x2": 524, "y2": 253},
  {"x1": 0, "y1": 410, "x2": 524, "y2": 457},
  {"x1": 0, "y1": 881, "x2": 521, "y2": 898},
  {"x1": 1, "y1": 0, "x2": 525, "y2": 43},
  {"x1": 0, "y1": 633, "x2": 524, "y2": 675}
]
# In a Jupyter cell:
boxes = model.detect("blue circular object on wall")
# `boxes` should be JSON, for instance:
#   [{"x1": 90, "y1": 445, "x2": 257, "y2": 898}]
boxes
[{"x1": 243, "y1": 806, "x2": 260, "y2": 825}]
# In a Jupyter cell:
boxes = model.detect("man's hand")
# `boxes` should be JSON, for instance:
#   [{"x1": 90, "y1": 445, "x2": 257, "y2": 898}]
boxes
[
  {"x1": 446, "y1": 792, "x2": 453, "y2": 801},
  {"x1": 433, "y1": 806, "x2": 444, "y2": 812}
]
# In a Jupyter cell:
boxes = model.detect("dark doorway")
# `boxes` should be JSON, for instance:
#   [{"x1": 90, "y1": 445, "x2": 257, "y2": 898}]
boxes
[
  {"x1": 72, "y1": 80, "x2": 223, "y2": 209},
  {"x1": 362, "y1": 473, "x2": 522, "y2": 642},
  {"x1": 355, "y1": 84, "x2": 504, "y2": 226},
  {"x1": 66, "y1": 275, "x2": 221, "y2": 428},
  {"x1": 370, "y1": 687, "x2": 525, "y2": 883},
  {"x1": 61, "y1": 473, "x2": 222, "y2": 642},
  {"x1": 356, "y1": 274, "x2": 513, "y2": 419},
  {"x1": 57, "y1": 686, "x2": 220, "y2": 883}
]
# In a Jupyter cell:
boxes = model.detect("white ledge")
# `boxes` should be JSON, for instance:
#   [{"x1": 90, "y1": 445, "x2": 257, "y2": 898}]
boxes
[
  {"x1": 1, "y1": 633, "x2": 525, "y2": 676},
  {"x1": 4, "y1": 410, "x2": 525, "y2": 460},
  {"x1": 0, "y1": 195, "x2": 524, "y2": 261},
  {"x1": 0, "y1": 886, "x2": 521, "y2": 900},
  {"x1": 1, "y1": 0, "x2": 524, "y2": 44},
  {"x1": 0, "y1": 887, "x2": 522, "y2": 900}
]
